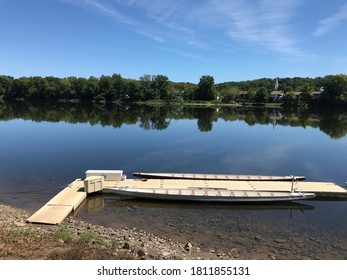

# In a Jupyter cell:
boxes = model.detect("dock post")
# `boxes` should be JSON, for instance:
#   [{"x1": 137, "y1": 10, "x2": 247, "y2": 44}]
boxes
[{"x1": 290, "y1": 175, "x2": 294, "y2": 192}]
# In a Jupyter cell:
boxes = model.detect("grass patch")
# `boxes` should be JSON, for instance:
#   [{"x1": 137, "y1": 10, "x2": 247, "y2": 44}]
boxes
[
  {"x1": 77, "y1": 231, "x2": 120, "y2": 250},
  {"x1": 78, "y1": 231, "x2": 104, "y2": 245},
  {"x1": 51, "y1": 227, "x2": 120, "y2": 249},
  {"x1": 107, "y1": 240, "x2": 119, "y2": 250},
  {"x1": 52, "y1": 227, "x2": 74, "y2": 242},
  {"x1": 8, "y1": 227, "x2": 38, "y2": 237}
]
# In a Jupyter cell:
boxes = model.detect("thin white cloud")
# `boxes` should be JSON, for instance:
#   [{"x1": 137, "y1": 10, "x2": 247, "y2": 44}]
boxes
[
  {"x1": 162, "y1": 47, "x2": 212, "y2": 62},
  {"x1": 312, "y1": 4, "x2": 347, "y2": 37},
  {"x1": 65, "y1": 0, "x2": 210, "y2": 51},
  {"x1": 211, "y1": 0, "x2": 305, "y2": 57},
  {"x1": 119, "y1": 0, "x2": 211, "y2": 50},
  {"x1": 63, "y1": 0, "x2": 135, "y2": 25},
  {"x1": 63, "y1": 0, "x2": 308, "y2": 58}
]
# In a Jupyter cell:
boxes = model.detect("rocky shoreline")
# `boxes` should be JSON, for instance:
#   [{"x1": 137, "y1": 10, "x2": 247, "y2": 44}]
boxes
[
  {"x1": 2, "y1": 203, "x2": 346, "y2": 260},
  {"x1": 0, "y1": 203, "x2": 238, "y2": 260}
]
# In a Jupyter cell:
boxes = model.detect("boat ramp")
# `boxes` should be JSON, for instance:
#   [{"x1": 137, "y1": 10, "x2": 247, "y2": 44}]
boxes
[{"x1": 27, "y1": 170, "x2": 347, "y2": 225}]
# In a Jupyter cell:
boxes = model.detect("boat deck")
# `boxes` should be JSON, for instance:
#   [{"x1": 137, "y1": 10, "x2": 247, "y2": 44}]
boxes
[
  {"x1": 133, "y1": 172, "x2": 306, "y2": 181},
  {"x1": 108, "y1": 187, "x2": 316, "y2": 202}
]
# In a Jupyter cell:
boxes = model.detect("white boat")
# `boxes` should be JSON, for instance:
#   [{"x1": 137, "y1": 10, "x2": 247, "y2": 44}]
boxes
[
  {"x1": 133, "y1": 172, "x2": 306, "y2": 182},
  {"x1": 108, "y1": 187, "x2": 316, "y2": 202}
]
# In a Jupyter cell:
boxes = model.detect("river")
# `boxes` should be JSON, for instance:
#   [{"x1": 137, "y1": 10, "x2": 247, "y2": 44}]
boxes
[{"x1": 0, "y1": 102, "x2": 347, "y2": 259}]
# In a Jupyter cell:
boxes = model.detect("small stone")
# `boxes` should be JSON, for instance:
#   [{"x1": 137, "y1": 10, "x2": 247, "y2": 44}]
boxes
[
  {"x1": 274, "y1": 239, "x2": 287, "y2": 244},
  {"x1": 228, "y1": 248, "x2": 239, "y2": 259},
  {"x1": 162, "y1": 251, "x2": 171, "y2": 257},
  {"x1": 184, "y1": 241, "x2": 193, "y2": 252},
  {"x1": 122, "y1": 242, "x2": 130, "y2": 249},
  {"x1": 14, "y1": 222, "x2": 26, "y2": 227},
  {"x1": 137, "y1": 249, "x2": 146, "y2": 258},
  {"x1": 254, "y1": 235, "x2": 262, "y2": 242}
]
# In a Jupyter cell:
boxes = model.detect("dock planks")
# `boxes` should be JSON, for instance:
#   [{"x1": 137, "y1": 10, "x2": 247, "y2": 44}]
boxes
[
  {"x1": 28, "y1": 175, "x2": 347, "y2": 225},
  {"x1": 27, "y1": 179, "x2": 86, "y2": 225},
  {"x1": 104, "y1": 179, "x2": 347, "y2": 197}
]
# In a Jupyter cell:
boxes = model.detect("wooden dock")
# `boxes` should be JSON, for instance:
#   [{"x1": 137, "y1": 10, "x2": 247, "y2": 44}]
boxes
[
  {"x1": 27, "y1": 179, "x2": 86, "y2": 225},
  {"x1": 27, "y1": 172, "x2": 347, "y2": 225},
  {"x1": 104, "y1": 179, "x2": 347, "y2": 198}
]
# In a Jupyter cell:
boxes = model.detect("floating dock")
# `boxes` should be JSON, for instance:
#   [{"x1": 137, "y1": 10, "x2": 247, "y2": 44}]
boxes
[
  {"x1": 106, "y1": 178, "x2": 346, "y2": 196},
  {"x1": 27, "y1": 170, "x2": 347, "y2": 225},
  {"x1": 27, "y1": 179, "x2": 86, "y2": 225}
]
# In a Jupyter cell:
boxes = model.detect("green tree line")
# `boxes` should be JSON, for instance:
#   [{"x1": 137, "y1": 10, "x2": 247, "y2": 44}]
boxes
[
  {"x1": 0, "y1": 73, "x2": 347, "y2": 105},
  {"x1": 0, "y1": 74, "x2": 196, "y2": 103}
]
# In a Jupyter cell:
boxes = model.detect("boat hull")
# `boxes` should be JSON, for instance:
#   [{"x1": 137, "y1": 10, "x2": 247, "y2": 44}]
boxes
[
  {"x1": 133, "y1": 172, "x2": 306, "y2": 182},
  {"x1": 108, "y1": 187, "x2": 315, "y2": 202}
]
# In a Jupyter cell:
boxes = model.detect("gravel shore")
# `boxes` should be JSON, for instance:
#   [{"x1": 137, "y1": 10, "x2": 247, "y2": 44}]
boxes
[
  {"x1": 3, "y1": 202, "x2": 345, "y2": 260},
  {"x1": 0, "y1": 203, "x2": 237, "y2": 260}
]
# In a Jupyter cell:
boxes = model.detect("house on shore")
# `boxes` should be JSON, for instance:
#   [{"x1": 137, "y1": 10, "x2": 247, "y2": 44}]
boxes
[
  {"x1": 228, "y1": 82, "x2": 324, "y2": 102},
  {"x1": 270, "y1": 90, "x2": 285, "y2": 101}
]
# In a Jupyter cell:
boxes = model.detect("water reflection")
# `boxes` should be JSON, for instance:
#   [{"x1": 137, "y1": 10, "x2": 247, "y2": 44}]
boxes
[{"x1": 1, "y1": 101, "x2": 347, "y2": 138}]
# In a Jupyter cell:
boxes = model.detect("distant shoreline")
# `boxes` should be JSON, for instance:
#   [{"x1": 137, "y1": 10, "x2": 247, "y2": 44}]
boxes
[{"x1": 1, "y1": 73, "x2": 346, "y2": 106}]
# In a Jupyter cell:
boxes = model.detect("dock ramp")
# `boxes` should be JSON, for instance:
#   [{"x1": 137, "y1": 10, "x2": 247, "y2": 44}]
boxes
[{"x1": 27, "y1": 179, "x2": 87, "y2": 225}]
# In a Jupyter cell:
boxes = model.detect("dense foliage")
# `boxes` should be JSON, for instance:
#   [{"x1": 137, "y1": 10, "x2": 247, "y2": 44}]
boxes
[
  {"x1": 0, "y1": 73, "x2": 346, "y2": 105},
  {"x1": 0, "y1": 74, "x2": 197, "y2": 103}
]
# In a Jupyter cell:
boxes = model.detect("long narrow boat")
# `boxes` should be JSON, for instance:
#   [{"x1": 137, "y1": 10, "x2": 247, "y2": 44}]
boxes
[
  {"x1": 108, "y1": 187, "x2": 315, "y2": 202},
  {"x1": 133, "y1": 172, "x2": 306, "y2": 182}
]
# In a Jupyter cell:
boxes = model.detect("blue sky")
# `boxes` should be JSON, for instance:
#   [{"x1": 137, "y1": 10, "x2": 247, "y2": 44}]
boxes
[{"x1": 1, "y1": 0, "x2": 347, "y2": 83}]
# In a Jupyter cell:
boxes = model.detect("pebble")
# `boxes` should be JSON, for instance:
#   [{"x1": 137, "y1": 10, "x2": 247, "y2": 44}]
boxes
[
  {"x1": 254, "y1": 235, "x2": 262, "y2": 242},
  {"x1": 274, "y1": 239, "x2": 287, "y2": 243},
  {"x1": 162, "y1": 251, "x2": 171, "y2": 257},
  {"x1": 184, "y1": 241, "x2": 193, "y2": 253}
]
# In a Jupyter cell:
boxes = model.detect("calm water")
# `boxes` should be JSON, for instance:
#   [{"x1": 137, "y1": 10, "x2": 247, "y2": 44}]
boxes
[{"x1": 1, "y1": 102, "x2": 347, "y2": 259}]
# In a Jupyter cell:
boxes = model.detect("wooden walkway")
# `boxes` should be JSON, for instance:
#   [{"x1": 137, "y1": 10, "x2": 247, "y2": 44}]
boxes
[
  {"x1": 105, "y1": 179, "x2": 347, "y2": 197},
  {"x1": 27, "y1": 179, "x2": 86, "y2": 225}
]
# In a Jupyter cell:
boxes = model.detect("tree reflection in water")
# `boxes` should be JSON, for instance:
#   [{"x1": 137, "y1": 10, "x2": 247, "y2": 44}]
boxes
[{"x1": 0, "y1": 101, "x2": 346, "y2": 138}]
